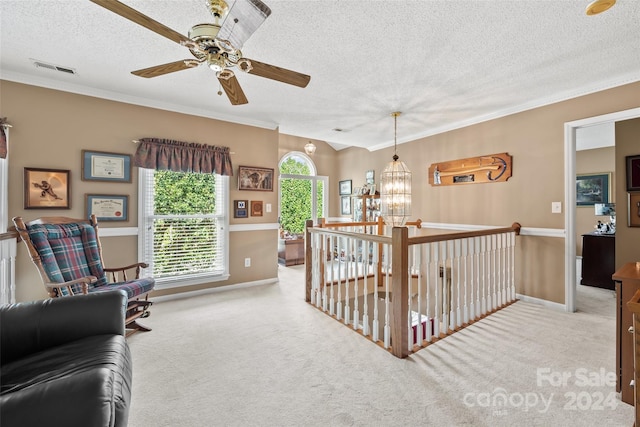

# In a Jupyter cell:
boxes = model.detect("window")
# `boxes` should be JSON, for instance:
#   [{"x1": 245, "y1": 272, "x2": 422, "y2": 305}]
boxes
[
  {"x1": 138, "y1": 169, "x2": 229, "y2": 289},
  {"x1": 279, "y1": 152, "x2": 327, "y2": 235}
]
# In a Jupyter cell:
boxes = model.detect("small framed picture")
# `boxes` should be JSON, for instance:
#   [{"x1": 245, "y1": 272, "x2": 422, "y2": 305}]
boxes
[
  {"x1": 366, "y1": 170, "x2": 375, "y2": 185},
  {"x1": 238, "y1": 166, "x2": 274, "y2": 191},
  {"x1": 341, "y1": 196, "x2": 351, "y2": 215},
  {"x1": 339, "y1": 179, "x2": 352, "y2": 195},
  {"x1": 24, "y1": 167, "x2": 71, "y2": 209},
  {"x1": 234, "y1": 200, "x2": 248, "y2": 218},
  {"x1": 86, "y1": 194, "x2": 128, "y2": 221},
  {"x1": 626, "y1": 155, "x2": 640, "y2": 191},
  {"x1": 82, "y1": 150, "x2": 132, "y2": 183},
  {"x1": 629, "y1": 192, "x2": 640, "y2": 227},
  {"x1": 251, "y1": 200, "x2": 263, "y2": 216}
]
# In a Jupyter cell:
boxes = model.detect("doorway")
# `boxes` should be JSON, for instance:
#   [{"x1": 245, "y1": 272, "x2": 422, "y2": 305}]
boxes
[{"x1": 564, "y1": 107, "x2": 640, "y2": 312}]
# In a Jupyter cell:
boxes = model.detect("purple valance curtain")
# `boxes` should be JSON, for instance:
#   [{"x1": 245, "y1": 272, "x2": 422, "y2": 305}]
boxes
[
  {"x1": 0, "y1": 117, "x2": 8, "y2": 159},
  {"x1": 134, "y1": 138, "x2": 233, "y2": 176}
]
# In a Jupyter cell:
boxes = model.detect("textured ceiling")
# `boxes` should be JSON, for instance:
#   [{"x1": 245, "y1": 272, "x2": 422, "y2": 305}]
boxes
[{"x1": 1, "y1": 0, "x2": 639, "y2": 151}]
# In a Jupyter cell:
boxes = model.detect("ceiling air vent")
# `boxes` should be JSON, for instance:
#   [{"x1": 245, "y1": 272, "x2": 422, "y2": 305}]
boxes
[{"x1": 31, "y1": 59, "x2": 77, "y2": 75}]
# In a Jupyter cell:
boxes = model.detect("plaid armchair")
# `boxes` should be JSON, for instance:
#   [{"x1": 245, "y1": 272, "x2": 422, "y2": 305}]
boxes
[{"x1": 13, "y1": 215, "x2": 155, "y2": 334}]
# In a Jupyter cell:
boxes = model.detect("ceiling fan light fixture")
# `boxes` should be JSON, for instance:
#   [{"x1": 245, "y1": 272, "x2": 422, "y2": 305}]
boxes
[
  {"x1": 586, "y1": 0, "x2": 616, "y2": 15},
  {"x1": 207, "y1": 53, "x2": 225, "y2": 71}
]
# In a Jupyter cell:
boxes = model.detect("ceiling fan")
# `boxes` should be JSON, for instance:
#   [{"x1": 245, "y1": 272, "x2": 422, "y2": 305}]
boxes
[{"x1": 89, "y1": 0, "x2": 311, "y2": 105}]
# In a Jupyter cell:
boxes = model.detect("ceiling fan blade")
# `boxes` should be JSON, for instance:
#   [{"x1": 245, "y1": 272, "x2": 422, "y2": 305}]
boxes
[
  {"x1": 218, "y1": 74, "x2": 249, "y2": 105},
  {"x1": 89, "y1": 0, "x2": 191, "y2": 46},
  {"x1": 132, "y1": 60, "x2": 199, "y2": 78},
  {"x1": 242, "y1": 58, "x2": 310, "y2": 88},
  {"x1": 217, "y1": 0, "x2": 271, "y2": 50}
]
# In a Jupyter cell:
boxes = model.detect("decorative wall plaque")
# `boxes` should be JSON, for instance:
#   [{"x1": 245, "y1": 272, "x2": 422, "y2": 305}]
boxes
[{"x1": 428, "y1": 152, "x2": 512, "y2": 186}]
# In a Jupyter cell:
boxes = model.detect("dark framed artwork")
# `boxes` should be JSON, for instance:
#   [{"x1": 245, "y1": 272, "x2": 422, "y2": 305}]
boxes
[
  {"x1": 234, "y1": 200, "x2": 248, "y2": 218},
  {"x1": 24, "y1": 167, "x2": 70, "y2": 209},
  {"x1": 629, "y1": 192, "x2": 640, "y2": 227},
  {"x1": 86, "y1": 194, "x2": 128, "y2": 221},
  {"x1": 238, "y1": 166, "x2": 274, "y2": 191},
  {"x1": 626, "y1": 155, "x2": 640, "y2": 191},
  {"x1": 251, "y1": 200, "x2": 263, "y2": 216},
  {"x1": 82, "y1": 150, "x2": 132, "y2": 183},
  {"x1": 341, "y1": 196, "x2": 351, "y2": 215},
  {"x1": 576, "y1": 173, "x2": 611, "y2": 206},
  {"x1": 339, "y1": 179, "x2": 352, "y2": 195}
]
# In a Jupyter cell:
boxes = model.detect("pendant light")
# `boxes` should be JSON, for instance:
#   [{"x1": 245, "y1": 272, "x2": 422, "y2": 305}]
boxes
[
  {"x1": 304, "y1": 141, "x2": 317, "y2": 155},
  {"x1": 380, "y1": 112, "x2": 411, "y2": 227}
]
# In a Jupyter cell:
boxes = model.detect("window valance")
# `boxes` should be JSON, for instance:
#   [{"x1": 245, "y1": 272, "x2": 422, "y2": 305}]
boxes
[{"x1": 134, "y1": 138, "x2": 233, "y2": 176}]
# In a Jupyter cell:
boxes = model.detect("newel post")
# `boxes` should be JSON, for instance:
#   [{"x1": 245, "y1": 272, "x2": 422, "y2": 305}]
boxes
[
  {"x1": 390, "y1": 226, "x2": 409, "y2": 358},
  {"x1": 305, "y1": 219, "x2": 314, "y2": 302}
]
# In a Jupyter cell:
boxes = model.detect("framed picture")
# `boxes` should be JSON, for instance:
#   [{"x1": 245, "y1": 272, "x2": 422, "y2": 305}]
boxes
[
  {"x1": 576, "y1": 173, "x2": 611, "y2": 206},
  {"x1": 341, "y1": 196, "x2": 351, "y2": 215},
  {"x1": 238, "y1": 166, "x2": 274, "y2": 191},
  {"x1": 82, "y1": 150, "x2": 132, "y2": 183},
  {"x1": 339, "y1": 179, "x2": 352, "y2": 195},
  {"x1": 251, "y1": 200, "x2": 263, "y2": 216},
  {"x1": 366, "y1": 170, "x2": 375, "y2": 185},
  {"x1": 629, "y1": 192, "x2": 640, "y2": 227},
  {"x1": 626, "y1": 155, "x2": 640, "y2": 191},
  {"x1": 86, "y1": 194, "x2": 128, "y2": 221},
  {"x1": 24, "y1": 167, "x2": 70, "y2": 209},
  {"x1": 234, "y1": 200, "x2": 248, "y2": 218}
]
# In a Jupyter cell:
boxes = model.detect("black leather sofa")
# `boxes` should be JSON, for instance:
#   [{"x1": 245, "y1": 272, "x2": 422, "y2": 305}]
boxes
[{"x1": 1, "y1": 290, "x2": 133, "y2": 427}]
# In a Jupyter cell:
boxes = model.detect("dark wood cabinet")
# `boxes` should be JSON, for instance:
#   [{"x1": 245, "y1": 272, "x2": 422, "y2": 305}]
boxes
[
  {"x1": 614, "y1": 263, "x2": 640, "y2": 407},
  {"x1": 278, "y1": 239, "x2": 305, "y2": 266},
  {"x1": 581, "y1": 232, "x2": 615, "y2": 290}
]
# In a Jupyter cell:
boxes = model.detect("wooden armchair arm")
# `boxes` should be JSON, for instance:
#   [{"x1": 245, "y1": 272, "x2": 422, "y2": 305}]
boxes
[
  {"x1": 104, "y1": 262, "x2": 149, "y2": 281},
  {"x1": 43, "y1": 276, "x2": 97, "y2": 297}
]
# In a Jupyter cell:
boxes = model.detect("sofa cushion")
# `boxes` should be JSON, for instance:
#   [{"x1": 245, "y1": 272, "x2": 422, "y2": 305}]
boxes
[{"x1": 0, "y1": 334, "x2": 132, "y2": 427}]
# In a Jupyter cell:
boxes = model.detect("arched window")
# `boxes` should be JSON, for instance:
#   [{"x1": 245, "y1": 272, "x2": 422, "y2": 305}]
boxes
[{"x1": 278, "y1": 151, "x2": 326, "y2": 237}]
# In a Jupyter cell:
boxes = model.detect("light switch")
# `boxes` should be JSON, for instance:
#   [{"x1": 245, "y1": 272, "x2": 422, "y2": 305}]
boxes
[
  {"x1": 551, "y1": 202, "x2": 562, "y2": 214},
  {"x1": 265, "y1": 203, "x2": 272, "y2": 213}
]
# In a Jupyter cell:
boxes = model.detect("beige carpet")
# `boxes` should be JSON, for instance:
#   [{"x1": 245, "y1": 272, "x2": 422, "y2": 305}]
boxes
[{"x1": 127, "y1": 265, "x2": 634, "y2": 426}]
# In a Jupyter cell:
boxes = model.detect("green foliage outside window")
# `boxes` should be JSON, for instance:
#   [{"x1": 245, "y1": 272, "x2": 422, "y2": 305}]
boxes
[
  {"x1": 279, "y1": 156, "x2": 323, "y2": 235},
  {"x1": 152, "y1": 170, "x2": 218, "y2": 277}
]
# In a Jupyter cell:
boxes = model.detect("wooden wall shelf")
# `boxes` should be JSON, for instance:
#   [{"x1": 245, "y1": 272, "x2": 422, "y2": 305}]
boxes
[{"x1": 428, "y1": 152, "x2": 512, "y2": 186}]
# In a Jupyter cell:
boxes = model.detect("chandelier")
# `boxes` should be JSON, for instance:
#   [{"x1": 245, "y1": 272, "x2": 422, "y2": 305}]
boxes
[
  {"x1": 304, "y1": 141, "x2": 317, "y2": 155},
  {"x1": 380, "y1": 112, "x2": 411, "y2": 227}
]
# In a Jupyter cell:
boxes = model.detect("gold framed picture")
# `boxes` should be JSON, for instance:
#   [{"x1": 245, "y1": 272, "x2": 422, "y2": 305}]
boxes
[{"x1": 24, "y1": 167, "x2": 70, "y2": 209}]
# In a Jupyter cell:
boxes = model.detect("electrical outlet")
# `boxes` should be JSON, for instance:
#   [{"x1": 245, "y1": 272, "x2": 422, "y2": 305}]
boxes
[
  {"x1": 244, "y1": 258, "x2": 251, "y2": 267},
  {"x1": 551, "y1": 202, "x2": 562, "y2": 214}
]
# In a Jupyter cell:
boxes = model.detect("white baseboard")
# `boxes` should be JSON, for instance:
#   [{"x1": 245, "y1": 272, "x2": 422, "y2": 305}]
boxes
[
  {"x1": 516, "y1": 293, "x2": 566, "y2": 312},
  {"x1": 152, "y1": 277, "x2": 278, "y2": 303}
]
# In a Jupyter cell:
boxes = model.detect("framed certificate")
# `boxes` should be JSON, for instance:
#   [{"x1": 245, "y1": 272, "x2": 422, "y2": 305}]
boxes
[
  {"x1": 86, "y1": 194, "x2": 128, "y2": 221},
  {"x1": 82, "y1": 150, "x2": 132, "y2": 182}
]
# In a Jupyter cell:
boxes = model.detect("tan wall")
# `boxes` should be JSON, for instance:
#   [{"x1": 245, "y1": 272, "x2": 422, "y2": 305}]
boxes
[
  {"x1": 336, "y1": 82, "x2": 640, "y2": 304},
  {"x1": 575, "y1": 147, "x2": 616, "y2": 255},
  {"x1": 615, "y1": 118, "x2": 640, "y2": 268},
  {"x1": 4, "y1": 79, "x2": 639, "y2": 305},
  {"x1": 2, "y1": 80, "x2": 279, "y2": 302}
]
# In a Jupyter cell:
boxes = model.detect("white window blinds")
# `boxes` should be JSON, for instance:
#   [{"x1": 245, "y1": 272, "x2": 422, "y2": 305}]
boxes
[{"x1": 138, "y1": 168, "x2": 229, "y2": 288}]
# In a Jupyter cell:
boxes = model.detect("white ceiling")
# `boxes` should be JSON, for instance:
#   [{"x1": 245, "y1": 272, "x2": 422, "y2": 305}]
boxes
[{"x1": 1, "y1": 0, "x2": 639, "y2": 151}]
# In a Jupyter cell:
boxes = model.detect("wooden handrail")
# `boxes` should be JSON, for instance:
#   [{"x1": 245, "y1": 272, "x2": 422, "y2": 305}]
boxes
[
  {"x1": 0, "y1": 229, "x2": 18, "y2": 242},
  {"x1": 407, "y1": 222, "x2": 521, "y2": 246}
]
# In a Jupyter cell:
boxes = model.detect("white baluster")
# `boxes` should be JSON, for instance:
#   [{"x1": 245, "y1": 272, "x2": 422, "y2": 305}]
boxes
[{"x1": 455, "y1": 239, "x2": 462, "y2": 328}]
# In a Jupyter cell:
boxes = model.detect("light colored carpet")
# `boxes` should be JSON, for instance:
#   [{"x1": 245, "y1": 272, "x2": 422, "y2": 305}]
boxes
[{"x1": 127, "y1": 265, "x2": 634, "y2": 426}]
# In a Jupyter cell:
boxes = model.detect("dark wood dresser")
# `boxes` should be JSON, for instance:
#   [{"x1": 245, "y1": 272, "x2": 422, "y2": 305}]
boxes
[
  {"x1": 614, "y1": 262, "x2": 640, "y2": 408},
  {"x1": 581, "y1": 232, "x2": 615, "y2": 290}
]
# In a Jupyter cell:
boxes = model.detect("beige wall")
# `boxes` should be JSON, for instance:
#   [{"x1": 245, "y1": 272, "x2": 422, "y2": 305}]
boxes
[
  {"x1": 3, "y1": 79, "x2": 639, "y2": 305},
  {"x1": 2, "y1": 80, "x2": 280, "y2": 301},
  {"x1": 335, "y1": 82, "x2": 640, "y2": 304},
  {"x1": 615, "y1": 118, "x2": 640, "y2": 268},
  {"x1": 575, "y1": 146, "x2": 616, "y2": 255}
]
